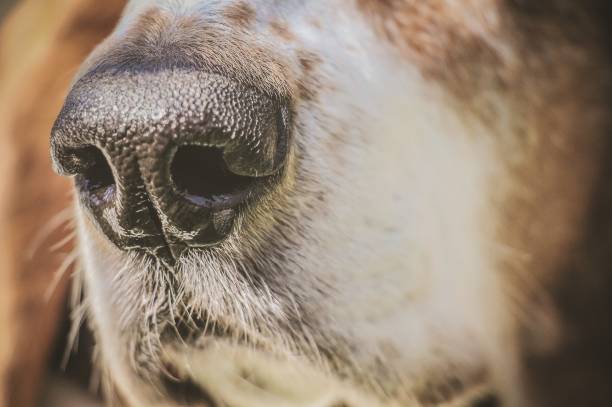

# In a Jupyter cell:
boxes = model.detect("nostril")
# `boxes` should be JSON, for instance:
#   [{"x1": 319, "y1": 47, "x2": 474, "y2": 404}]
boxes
[
  {"x1": 73, "y1": 146, "x2": 116, "y2": 203},
  {"x1": 170, "y1": 145, "x2": 260, "y2": 208}
]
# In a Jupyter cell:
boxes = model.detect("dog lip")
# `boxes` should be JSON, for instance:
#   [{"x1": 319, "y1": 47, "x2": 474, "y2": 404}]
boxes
[{"x1": 160, "y1": 373, "x2": 219, "y2": 406}]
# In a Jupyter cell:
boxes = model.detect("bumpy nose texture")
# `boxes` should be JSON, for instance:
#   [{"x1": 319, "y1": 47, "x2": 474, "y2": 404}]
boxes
[{"x1": 51, "y1": 70, "x2": 290, "y2": 263}]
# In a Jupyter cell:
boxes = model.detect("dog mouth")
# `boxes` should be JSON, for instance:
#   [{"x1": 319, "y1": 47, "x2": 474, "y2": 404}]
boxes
[
  {"x1": 152, "y1": 309, "x2": 330, "y2": 405},
  {"x1": 161, "y1": 374, "x2": 218, "y2": 407},
  {"x1": 155, "y1": 343, "x2": 375, "y2": 407},
  {"x1": 158, "y1": 359, "x2": 499, "y2": 407}
]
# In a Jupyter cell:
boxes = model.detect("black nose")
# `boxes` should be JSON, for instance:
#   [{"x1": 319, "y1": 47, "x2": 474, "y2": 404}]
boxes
[{"x1": 51, "y1": 70, "x2": 290, "y2": 264}]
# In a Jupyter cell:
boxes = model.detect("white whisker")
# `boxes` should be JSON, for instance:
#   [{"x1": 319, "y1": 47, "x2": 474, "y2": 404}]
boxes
[
  {"x1": 44, "y1": 250, "x2": 79, "y2": 302},
  {"x1": 26, "y1": 207, "x2": 74, "y2": 260}
]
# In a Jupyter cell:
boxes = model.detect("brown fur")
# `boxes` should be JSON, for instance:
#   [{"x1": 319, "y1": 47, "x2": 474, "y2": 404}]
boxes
[
  {"x1": 83, "y1": 8, "x2": 293, "y2": 98},
  {"x1": 269, "y1": 20, "x2": 296, "y2": 42},
  {"x1": 356, "y1": 0, "x2": 504, "y2": 92},
  {"x1": 296, "y1": 51, "x2": 323, "y2": 103},
  {"x1": 222, "y1": 1, "x2": 256, "y2": 29},
  {"x1": 484, "y1": 5, "x2": 612, "y2": 406},
  {"x1": 361, "y1": 1, "x2": 612, "y2": 405}
]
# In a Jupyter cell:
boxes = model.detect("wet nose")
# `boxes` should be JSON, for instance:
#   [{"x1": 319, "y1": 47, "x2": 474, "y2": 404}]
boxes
[{"x1": 51, "y1": 70, "x2": 290, "y2": 264}]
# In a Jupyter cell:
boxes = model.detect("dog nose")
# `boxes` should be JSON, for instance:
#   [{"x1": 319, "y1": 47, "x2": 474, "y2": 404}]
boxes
[{"x1": 51, "y1": 70, "x2": 290, "y2": 264}]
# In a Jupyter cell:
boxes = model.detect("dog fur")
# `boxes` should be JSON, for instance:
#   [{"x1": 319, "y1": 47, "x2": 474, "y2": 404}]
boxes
[{"x1": 48, "y1": 1, "x2": 612, "y2": 406}]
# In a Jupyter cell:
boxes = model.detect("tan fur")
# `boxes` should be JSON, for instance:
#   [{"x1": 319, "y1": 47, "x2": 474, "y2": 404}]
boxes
[
  {"x1": 356, "y1": 0, "x2": 504, "y2": 87},
  {"x1": 269, "y1": 20, "x2": 296, "y2": 43},
  {"x1": 81, "y1": 7, "x2": 293, "y2": 98},
  {"x1": 360, "y1": 1, "x2": 612, "y2": 404},
  {"x1": 222, "y1": 1, "x2": 256, "y2": 29}
]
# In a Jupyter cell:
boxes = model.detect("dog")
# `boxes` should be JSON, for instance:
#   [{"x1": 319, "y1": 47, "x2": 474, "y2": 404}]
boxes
[{"x1": 50, "y1": 1, "x2": 612, "y2": 406}]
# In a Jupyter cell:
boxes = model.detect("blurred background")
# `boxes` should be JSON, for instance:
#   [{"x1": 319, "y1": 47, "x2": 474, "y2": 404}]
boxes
[{"x1": 0, "y1": 1, "x2": 125, "y2": 406}]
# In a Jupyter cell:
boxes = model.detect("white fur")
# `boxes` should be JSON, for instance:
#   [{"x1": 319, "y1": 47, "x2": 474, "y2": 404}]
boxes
[{"x1": 76, "y1": 1, "x2": 521, "y2": 406}]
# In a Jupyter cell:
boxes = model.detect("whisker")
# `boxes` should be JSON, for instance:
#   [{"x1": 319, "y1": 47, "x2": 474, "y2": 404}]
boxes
[
  {"x1": 44, "y1": 250, "x2": 79, "y2": 302},
  {"x1": 62, "y1": 300, "x2": 87, "y2": 370},
  {"x1": 62, "y1": 267, "x2": 85, "y2": 370},
  {"x1": 26, "y1": 207, "x2": 74, "y2": 260},
  {"x1": 88, "y1": 355, "x2": 102, "y2": 396},
  {"x1": 49, "y1": 230, "x2": 76, "y2": 252}
]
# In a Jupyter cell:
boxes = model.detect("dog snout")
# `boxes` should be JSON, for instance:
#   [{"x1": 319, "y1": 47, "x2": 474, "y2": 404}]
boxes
[{"x1": 51, "y1": 69, "x2": 291, "y2": 263}]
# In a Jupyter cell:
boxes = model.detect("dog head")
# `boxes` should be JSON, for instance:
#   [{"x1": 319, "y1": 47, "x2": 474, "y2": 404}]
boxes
[{"x1": 50, "y1": 1, "x2": 612, "y2": 406}]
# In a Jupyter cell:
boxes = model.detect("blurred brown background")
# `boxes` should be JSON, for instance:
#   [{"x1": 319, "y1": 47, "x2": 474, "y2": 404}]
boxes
[{"x1": 0, "y1": 1, "x2": 125, "y2": 406}]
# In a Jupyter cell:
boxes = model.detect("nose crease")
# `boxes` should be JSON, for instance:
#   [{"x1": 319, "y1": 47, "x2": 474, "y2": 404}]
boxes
[{"x1": 51, "y1": 69, "x2": 291, "y2": 264}]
